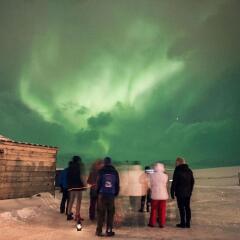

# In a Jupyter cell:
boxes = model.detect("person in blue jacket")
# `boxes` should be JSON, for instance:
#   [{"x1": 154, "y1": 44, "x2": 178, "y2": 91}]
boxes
[
  {"x1": 96, "y1": 157, "x2": 120, "y2": 237},
  {"x1": 59, "y1": 161, "x2": 72, "y2": 214}
]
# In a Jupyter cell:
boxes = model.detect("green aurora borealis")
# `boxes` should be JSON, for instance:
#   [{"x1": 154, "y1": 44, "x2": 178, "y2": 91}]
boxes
[{"x1": 0, "y1": 0, "x2": 240, "y2": 168}]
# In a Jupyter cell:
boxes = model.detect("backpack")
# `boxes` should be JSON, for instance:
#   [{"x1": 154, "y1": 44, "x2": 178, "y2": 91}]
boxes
[{"x1": 100, "y1": 173, "x2": 116, "y2": 195}]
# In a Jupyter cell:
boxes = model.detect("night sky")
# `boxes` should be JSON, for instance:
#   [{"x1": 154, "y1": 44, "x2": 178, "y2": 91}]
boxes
[{"x1": 0, "y1": 0, "x2": 240, "y2": 168}]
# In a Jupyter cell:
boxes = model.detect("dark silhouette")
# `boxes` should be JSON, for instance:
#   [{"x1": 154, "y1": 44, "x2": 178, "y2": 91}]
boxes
[
  {"x1": 139, "y1": 166, "x2": 151, "y2": 213},
  {"x1": 96, "y1": 157, "x2": 120, "y2": 237},
  {"x1": 171, "y1": 157, "x2": 195, "y2": 228},
  {"x1": 87, "y1": 159, "x2": 104, "y2": 220},
  {"x1": 67, "y1": 156, "x2": 86, "y2": 221},
  {"x1": 59, "y1": 161, "x2": 72, "y2": 214}
]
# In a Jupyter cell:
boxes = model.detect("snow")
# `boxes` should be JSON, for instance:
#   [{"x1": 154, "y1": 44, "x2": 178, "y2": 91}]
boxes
[{"x1": 0, "y1": 185, "x2": 240, "y2": 240}]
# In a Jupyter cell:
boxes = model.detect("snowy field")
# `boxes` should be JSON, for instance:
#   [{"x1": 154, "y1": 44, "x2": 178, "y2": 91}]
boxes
[{"x1": 0, "y1": 184, "x2": 240, "y2": 240}]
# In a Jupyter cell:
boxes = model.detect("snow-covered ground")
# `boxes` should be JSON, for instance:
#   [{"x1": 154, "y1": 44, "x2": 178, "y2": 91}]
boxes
[{"x1": 0, "y1": 185, "x2": 240, "y2": 240}]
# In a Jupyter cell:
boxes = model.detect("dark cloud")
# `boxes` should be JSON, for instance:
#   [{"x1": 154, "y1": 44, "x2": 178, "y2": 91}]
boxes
[
  {"x1": 88, "y1": 112, "x2": 112, "y2": 129},
  {"x1": 0, "y1": 0, "x2": 239, "y2": 168}
]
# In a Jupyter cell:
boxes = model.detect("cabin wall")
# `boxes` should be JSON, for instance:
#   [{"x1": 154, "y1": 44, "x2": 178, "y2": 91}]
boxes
[{"x1": 0, "y1": 142, "x2": 57, "y2": 200}]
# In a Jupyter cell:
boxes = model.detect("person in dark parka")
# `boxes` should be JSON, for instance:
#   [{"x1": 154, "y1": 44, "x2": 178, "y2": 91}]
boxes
[
  {"x1": 96, "y1": 157, "x2": 120, "y2": 237},
  {"x1": 67, "y1": 156, "x2": 86, "y2": 221},
  {"x1": 59, "y1": 161, "x2": 72, "y2": 214},
  {"x1": 171, "y1": 157, "x2": 194, "y2": 228}
]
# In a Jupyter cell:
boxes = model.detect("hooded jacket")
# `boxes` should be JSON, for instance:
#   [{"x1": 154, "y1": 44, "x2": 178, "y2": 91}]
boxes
[
  {"x1": 170, "y1": 164, "x2": 194, "y2": 198},
  {"x1": 67, "y1": 161, "x2": 85, "y2": 190},
  {"x1": 59, "y1": 167, "x2": 68, "y2": 189},
  {"x1": 97, "y1": 164, "x2": 120, "y2": 197},
  {"x1": 149, "y1": 163, "x2": 169, "y2": 200},
  {"x1": 123, "y1": 165, "x2": 149, "y2": 197}
]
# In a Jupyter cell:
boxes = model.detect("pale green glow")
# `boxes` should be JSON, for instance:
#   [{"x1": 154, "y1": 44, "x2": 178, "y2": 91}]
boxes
[
  {"x1": 19, "y1": 27, "x2": 183, "y2": 130},
  {"x1": 20, "y1": 76, "x2": 54, "y2": 122},
  {"x1": 1, "y1": 0, "x2": 239, "y2": 167}
]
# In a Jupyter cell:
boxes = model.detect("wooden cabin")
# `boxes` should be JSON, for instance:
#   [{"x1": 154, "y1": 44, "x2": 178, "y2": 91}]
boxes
[{"x1": 0, "y1": 135, "x2": 58, "y2": 200}]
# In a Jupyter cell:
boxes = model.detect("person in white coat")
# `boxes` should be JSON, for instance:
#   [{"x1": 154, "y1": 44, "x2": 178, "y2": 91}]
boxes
[
  {"x1": 148, "y1": 163, "x2": 168, "y2": 228},
  {"x1": 126, "y1": 162, "x2": 148, "y2": 211}
]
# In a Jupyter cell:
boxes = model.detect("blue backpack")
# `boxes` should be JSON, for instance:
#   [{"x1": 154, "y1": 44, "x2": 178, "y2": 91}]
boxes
[{"x1": 100, "y1": 173, "x2": 116, "y2": 195}]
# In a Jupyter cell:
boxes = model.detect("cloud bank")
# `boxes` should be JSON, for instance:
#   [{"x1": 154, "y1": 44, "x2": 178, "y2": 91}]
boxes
[{"x1": 0, "y1": 0, "x2": 239, "y2": 167}]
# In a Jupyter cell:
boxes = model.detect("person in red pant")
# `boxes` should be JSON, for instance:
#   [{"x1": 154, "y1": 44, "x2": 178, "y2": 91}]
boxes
[{"x1": 148, "y1": 163, "x2": 168, "y2": 228}]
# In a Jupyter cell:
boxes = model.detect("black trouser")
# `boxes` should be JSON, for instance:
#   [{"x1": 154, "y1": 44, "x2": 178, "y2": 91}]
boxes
[
  {"x1": 60, "y1": 188, "x2": 69, "y2": 213},
  {"x1": 96, "y1": 195, "x2": 115, "y2": 233},
  {"x1": 89, "y1": 188, "x2": 98, "y2": 220},
  {"x1": 177, "y1": 196, "x2": 191, "y2": 225},
  {"x1": 140, "y1": 190, "x2": 151, "y2": 210}
]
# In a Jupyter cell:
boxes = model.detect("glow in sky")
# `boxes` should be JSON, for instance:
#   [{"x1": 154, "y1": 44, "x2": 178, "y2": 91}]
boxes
[{"x1": 0, "y1": 0, "x2": 239, "y2": 167}]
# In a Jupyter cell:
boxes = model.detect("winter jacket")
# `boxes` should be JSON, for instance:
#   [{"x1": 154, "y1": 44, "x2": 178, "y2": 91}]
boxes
[
  {"x1": 122, "y1": 165, "x2": 149, "y2": 197},
  {"x1": 170, "y1": 164, "x2": 195, "y2": 198},
  {"x1": 87, "y1": 168, "x2": 99, "y2": 189},
  {"x1": 97, "y1": 165, "x2": 120, "y2": 197},
  {"x1": 59, "y1": 168, "x2": 68, "y2": 189},
  {"x1": 149, "y1": 163, "x2": 169, "y2": 200},
  {"x1": 67, "y1": 162, "x2": 85, "y2": 190},
  {"x1": 87, "y1": 167, "x2": 99, "y2": 198}
]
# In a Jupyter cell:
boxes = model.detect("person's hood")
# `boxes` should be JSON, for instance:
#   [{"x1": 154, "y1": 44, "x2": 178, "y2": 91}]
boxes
[
  {"x1": 154, "y1": 163, "x2": 165, "y2": 173},
  {"x1": 101, "y1": 164, "x2": 116, "y2": 172},
  {"x1": 176, "y1": 164, "x2": 189, "y2": 171}
]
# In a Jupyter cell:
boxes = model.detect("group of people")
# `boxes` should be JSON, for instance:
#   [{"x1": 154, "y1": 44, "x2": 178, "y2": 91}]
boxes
[
  {"x1": 139, "y1": 157, "x2": 194, "y2": 229},
  {"x1": 59, "y1": 156, "x2": 119, "y2": 236},
  {"x1": 59, "y1": 156, "x2": 194, "y2": 237}
]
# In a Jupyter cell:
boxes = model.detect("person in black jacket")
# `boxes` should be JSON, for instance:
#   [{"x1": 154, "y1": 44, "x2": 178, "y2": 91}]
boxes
[
  {"x1": 171, "y1": 157, "x2": 194, "y2": 228},
  {"x1": 59, "y1": 161, "x2": 72, "y2": 214},
  {"x1": 66, "y1": 156, "x2": 86, "y2": 221},
  {"x1": 96, "y1": 157, "x2": 120, "y2": 237}
]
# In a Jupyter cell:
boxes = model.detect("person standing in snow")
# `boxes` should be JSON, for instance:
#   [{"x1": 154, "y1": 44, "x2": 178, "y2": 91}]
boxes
[
  {"x1": 87, "y1": 159, "x2": 104, "y2": 221},
  {"x1": 170, "y1": 157, "x2": 195, "y2": 228},
  {"x1": 59, "y1": 161, "x2": 72, "y2": 214},
  {"x1": 127, "y1": 162, "x2": 146, "y2": 211},
  {"x1": 96, "y1": 157, "x2": 120, "y2": 237},
  {"x1": 148, "y1": 163, "x2": 168, "y2": 228},
  {"x1": 67, "y1": 156, "x2": 86, "y2": 221},
  {"x1": 139, "y1": 166, "x2": 151, "y2": 213}
]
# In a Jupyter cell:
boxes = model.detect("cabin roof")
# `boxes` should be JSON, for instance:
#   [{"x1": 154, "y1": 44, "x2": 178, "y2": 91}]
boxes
[{"x1": 0, "y1": 134, "x2": 58, "y2": 149}]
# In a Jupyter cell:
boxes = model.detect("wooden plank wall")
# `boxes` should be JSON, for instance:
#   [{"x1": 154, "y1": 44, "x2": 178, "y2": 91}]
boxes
[{"x1": 0, "y1": 142, "x2": 57, "y2": 200}]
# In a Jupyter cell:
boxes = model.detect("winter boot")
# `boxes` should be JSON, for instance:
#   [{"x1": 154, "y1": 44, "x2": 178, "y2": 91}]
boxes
[
  {"x1": 106, "y1": 230, "x2": 115, "y2": 237},
  {"x1": 185, "y1": 222, "x2": 191, "y2": 228},
  {"x1": 96, "y1": 231, "x2": 104, "y2": 237},
  {"x1": 67, "y1": 213, "x2": 74, "y2": 221},
  {"x1": 176, "y1": 223, "x2": 185, "y2": 228},
  {"x1": 75, "y1": 214, "x2": 84, "y2": 221}
]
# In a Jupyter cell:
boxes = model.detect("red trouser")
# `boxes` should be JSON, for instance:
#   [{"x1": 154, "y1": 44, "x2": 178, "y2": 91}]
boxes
[{"x1": 149, "y1": 200, "x2": 166, "y2": 226}]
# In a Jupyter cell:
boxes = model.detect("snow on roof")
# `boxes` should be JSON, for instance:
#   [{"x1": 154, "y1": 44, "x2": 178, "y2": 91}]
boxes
[
  {"x1": 0, "y1": 134, "x2": 57, "y2": 149},
  {"x1": 0, "y1": 135, "x2": 13, "y2": 141}
]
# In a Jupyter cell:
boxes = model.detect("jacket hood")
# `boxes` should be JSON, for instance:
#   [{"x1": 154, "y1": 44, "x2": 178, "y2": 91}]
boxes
[
  {"x1": 176, "y1": 164, "x2": 189, "y2": 170},
  {"x1": 154, "y1": 163, "x2": 165, "y2": 172},
  {"x1": 101, "y1": 164, "x2": 116, "y2": 172}
]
